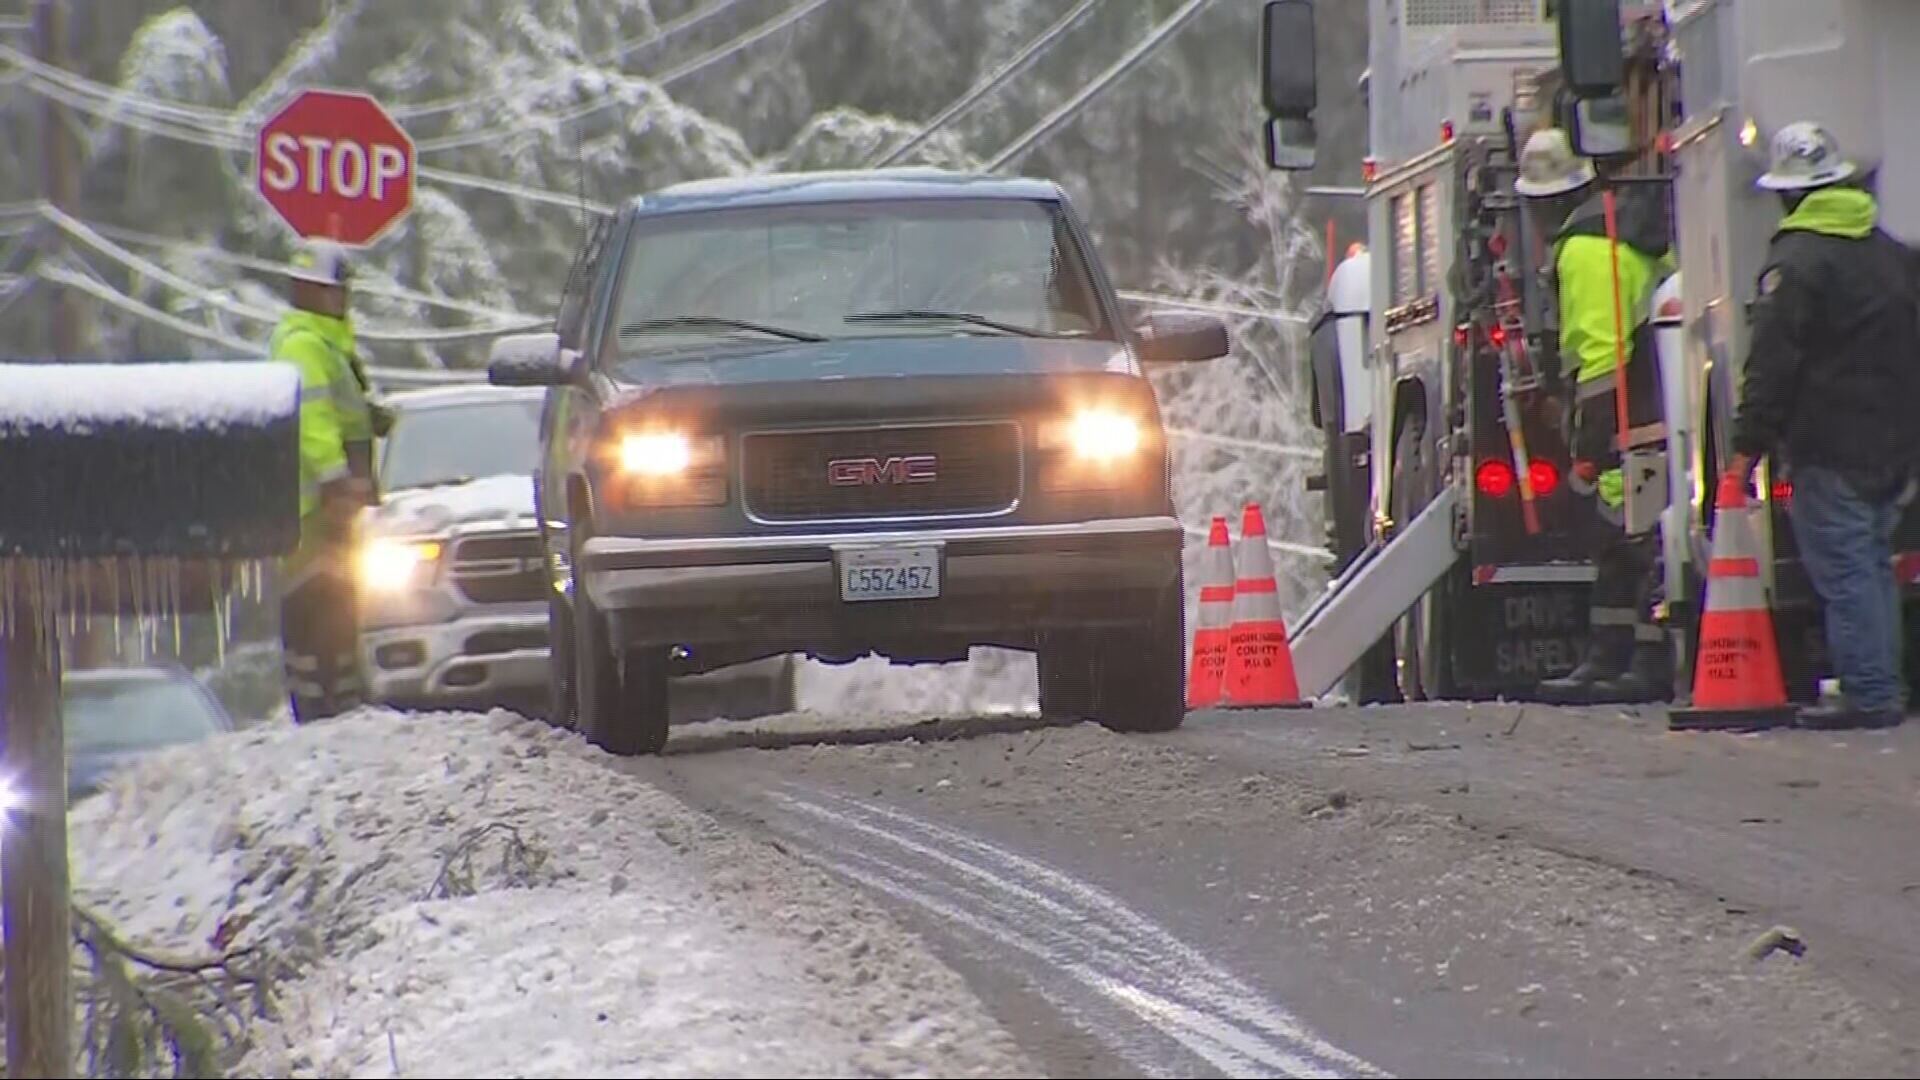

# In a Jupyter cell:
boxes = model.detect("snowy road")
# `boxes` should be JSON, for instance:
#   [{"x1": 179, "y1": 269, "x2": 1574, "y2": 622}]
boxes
[
  {"x1": 65, "y1": 711, "x2": 1036, "y2": 1078},
  {"x1": 639, "y1": 705, "x2": 1920, "y2": 1079}
]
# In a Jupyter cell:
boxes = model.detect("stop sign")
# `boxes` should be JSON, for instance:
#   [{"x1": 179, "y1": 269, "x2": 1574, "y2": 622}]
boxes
[{"x1": 255, "y1": 89, "x2": 414, "y2": 247}]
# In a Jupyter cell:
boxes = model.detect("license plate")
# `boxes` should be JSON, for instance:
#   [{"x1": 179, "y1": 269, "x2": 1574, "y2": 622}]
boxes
[{"x1": 838, "y1": 544, "x2": 941, "y2": 602}]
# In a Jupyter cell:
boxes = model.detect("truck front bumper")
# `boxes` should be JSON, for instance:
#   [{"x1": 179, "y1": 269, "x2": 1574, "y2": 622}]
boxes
[
  {"x1": 361, "y1": 606, "x2": 549, "y2": 709},
  {"x1": 579, "y1": 515, "x2": 1184, "y2": 660}
]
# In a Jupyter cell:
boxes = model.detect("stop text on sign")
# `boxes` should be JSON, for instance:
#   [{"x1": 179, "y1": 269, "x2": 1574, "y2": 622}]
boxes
[
  {"x1": 260, "y1": 135, "x2": 408, "y2": 201},
  {"x1": 254, "y1": 89, "x2": 415, "y2": 247}
]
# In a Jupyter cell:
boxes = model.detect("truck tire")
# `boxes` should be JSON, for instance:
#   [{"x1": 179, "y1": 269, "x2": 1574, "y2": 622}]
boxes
[
  {"x1": 1389, "y1": 413, "x2": 1454, "y2": 701},
  {"x1": 573, "y1": 584, "x2": 670, "y2": 756},
  {"x1": 1038, "y1": 576, "x2": 1185, "y2": 733}
]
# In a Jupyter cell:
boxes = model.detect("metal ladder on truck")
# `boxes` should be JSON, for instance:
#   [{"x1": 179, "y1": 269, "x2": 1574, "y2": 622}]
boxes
[{"x1": 1287, "y1": 485, "x2": 1464, "y2": 701}]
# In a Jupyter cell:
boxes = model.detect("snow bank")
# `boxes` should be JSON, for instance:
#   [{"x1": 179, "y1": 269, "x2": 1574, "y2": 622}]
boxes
[
  {"x1": 69, "y1": 710, "x2": 1031, "y2": 1079},
  {"x1": 0, "y1": 362, "x2": 299, "y2": 432},
  {"x1": 796, "y1": 648, "x2": 1037, "y2": 718}
]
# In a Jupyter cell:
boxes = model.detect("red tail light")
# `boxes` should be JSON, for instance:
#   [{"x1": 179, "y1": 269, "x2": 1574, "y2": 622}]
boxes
[
  {"x1": 1528, "y1": 460, "x2": 1560, "y2": 498},
  {"x1": 1454, "y1": 324, "x2": 1471, "y2": 348},
  {"x1": 1772, "y1": 479, "x2": 1793, "y2": 504},
  {"x1": 1476, "y1": 460, "x2": 1516, "y2": 499},
  {"x1": 1488, "y1": 322, "x2": 1508, "y2": 348}
]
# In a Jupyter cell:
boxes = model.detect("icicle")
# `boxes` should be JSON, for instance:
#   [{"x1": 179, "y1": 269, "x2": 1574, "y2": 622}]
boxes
[{"x1": 169, "y1": 559, "x2": 182, "y2": 658}]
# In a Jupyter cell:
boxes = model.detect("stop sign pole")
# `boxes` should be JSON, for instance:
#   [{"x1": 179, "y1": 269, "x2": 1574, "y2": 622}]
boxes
[{"x1": 255, "y1": 89, "x2": 415, "y2": 247}]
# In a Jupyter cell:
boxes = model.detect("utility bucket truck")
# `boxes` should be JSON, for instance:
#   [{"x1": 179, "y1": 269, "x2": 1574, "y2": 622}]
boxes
[{"x1": 1263, "y1": 0, "x2": 1920, "y2": 706}]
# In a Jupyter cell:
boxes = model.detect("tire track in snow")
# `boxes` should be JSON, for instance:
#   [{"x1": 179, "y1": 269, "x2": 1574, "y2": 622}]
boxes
[{"x1": 765, "y1": 786, "x2": 1387, "y2": 1079}]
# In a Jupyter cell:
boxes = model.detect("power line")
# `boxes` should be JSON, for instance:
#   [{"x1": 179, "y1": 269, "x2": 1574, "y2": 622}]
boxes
[
  {"x1": 1164, "y1": 427, "x2": 1317, "y2": 460},
  {"x1": 6, "y1": 71, "x2": 608, "y2": 218},
  {"x1": 418, "y1": 165, "x2": 611, "y2": 214},
  {"x1": 986, "y1": 0, "x2": 1217, "y2": 172},
  {"x1": 390, "y1": 0, "x2": 750, "y2": 120},
  {"x1": 1117, "y1": 290, "x2": 1310, "y2": 325},
  {"x1": 88, "y1": 220, "x2": 532, "y2": 322},
  {"x1": 0, "y1": 0, "x2": 753, "y2": 137},
  {"x1": 40, "y1": 205, "x2": 547, "y2": 345},
  {"x1": 870, "y1": 0, "x2": 1100, "y2": 169},
  {"x1": 416, "y1": 0, "x2": 839, "y2": 155},
  {"x1": 39, "y1": 261, "x2": 255, "y2": 352},
  {"x1": 37, "y1": 262, "x2": 490, "y2": 386}
]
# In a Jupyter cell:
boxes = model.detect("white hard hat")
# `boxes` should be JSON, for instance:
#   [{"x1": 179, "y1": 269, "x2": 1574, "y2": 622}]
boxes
[
  {"x1": 1513, "y1": 128, "x2": 1596, "y2": 198},
  {"x1": 288, "y1": 239, "x2": 353, "y2": 287},
  {"x1": 1757, "y1": 121, "x2": 1857, "y2": 191}
]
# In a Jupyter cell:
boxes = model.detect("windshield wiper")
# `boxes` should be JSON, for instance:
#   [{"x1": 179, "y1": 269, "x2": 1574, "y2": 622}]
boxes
[
  {"x1": 844, "y1": 309, "x2": 1081, "y2": 338},
  {"x1": 620, "y1": 315, "x2": 826, "y2": 343}
]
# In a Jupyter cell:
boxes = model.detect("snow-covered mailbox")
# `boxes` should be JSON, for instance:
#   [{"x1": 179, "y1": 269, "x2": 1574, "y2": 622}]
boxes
[{"x1": 0, "y1": 360, "x2": 300, "y2": 1078}]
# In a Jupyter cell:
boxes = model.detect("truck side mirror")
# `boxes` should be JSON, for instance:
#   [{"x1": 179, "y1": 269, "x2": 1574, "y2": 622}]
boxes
[
  {"x1": 1569, "y1": 91, "x2": 1633, "y2": 158},
  {"x1": 1265, "y1": 117, "x2": 1318, "y2": 171},
  {"x1": 1557, "y1": 0, "x2": 1625, "y2": 99},
  {"x1": 1134, "y1": 312, "x2": 1230, "y2": 363},
  {"x1": 1261, "y1": 0, "x2": 1317, "y2": 119},
  {"x1": 487, "y1": 332, "x2": 569, "y2": 386}
]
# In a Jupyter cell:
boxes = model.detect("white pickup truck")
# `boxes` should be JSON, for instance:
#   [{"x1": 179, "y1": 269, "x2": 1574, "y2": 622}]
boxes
[{"x1": 359, "y1": 383, "x2": 794, "y2": 721}]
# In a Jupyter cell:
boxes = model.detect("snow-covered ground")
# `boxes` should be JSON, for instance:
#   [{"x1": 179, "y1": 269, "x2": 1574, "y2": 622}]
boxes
[{"x1": 69, "y1": 710, "x2": 1035, "y2": 1079}]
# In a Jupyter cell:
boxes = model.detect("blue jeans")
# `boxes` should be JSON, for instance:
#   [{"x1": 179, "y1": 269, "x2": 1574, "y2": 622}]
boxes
[{"x1": 1789, "y1": 466, "x2": 1907, "y2": 712}]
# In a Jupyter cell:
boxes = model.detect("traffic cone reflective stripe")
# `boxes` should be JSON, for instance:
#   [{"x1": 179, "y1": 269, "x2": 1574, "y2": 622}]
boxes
[
  {"x1": 1187, "y1": 516, "x2": 1235, "y2": 709},
  {"x1": 1669, "y1": 475, "x2": 1794, "y2": 731},
  {"x1": 1224, "y1": 502, "x2": 1307, "y2": 709}
]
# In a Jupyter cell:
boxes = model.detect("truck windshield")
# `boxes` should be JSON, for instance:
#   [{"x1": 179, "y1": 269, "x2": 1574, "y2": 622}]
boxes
[
  {"x1": 609, "y1": 198, "x2": 1112, "y2": 364},
  {"x1": 381, "y1": 398, "x2": 543, "y2": 491}
]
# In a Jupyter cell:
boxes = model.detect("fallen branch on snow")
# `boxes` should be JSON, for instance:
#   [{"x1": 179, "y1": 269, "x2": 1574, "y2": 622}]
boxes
[
  {"x1": 69, "y1": 904, "x2": 275, "y2": 1078},
  {"x1": 423, "y1": 821, "x2": 551, "y2": 901}
]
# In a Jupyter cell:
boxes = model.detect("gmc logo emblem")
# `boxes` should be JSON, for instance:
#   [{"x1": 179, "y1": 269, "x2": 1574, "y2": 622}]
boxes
[{"x1": 827, "y1": 455, "x2": 938, "y2": 487}]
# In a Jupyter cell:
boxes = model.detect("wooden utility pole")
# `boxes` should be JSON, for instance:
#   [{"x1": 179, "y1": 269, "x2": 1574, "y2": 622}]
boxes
[
  {"x1": 37, "y1": 0, "x2": 106, "y2": 671},
  {"x1": 4, "y1": 8, "x2": 80, "y2": 1077},
  {"x1": 2, "y1": 581, "x2": 70, "y2": 1080},
  {"x1": 36, "y1": 0, "x2": 81, "y2": 360}
]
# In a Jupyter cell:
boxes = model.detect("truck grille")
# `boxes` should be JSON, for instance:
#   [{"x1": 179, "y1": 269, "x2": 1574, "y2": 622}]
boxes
[
  {"x1": 449, "y1": 531, "x2": 546, "y2": 604},
  {"x1": 742, "y1": 422, "x2": 1021, "y2": 522}
]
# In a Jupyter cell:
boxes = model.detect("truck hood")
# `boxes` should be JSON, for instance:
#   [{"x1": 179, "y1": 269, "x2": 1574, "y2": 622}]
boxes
[
  {"x1": 611, "y1": 335, "x2": 1138, "y2": 393},
  {"x1": 364, "y1": 474, "x2": 538, "y2": 538}
]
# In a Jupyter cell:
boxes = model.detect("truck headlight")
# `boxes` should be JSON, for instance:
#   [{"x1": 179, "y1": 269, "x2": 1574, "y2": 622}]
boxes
[
  {"x1": 620, "y1": 432, "x2": 693, "y2": 476},
  {"x1": 1038, "y1": 409, "x2": 1156, "y2": 490},
  {"x1": 359, "y1": 538, "x2": 443, "y2": 593},
  {"x1": 614, "y1": 430, "x2": 726, "y2": 506},
  {"x1": 1065, "y1": 410, "x2": 1141, "y2": 461}
]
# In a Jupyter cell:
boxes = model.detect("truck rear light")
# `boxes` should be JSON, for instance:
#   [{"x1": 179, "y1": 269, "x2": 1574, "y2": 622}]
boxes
[
  {"x1": 1528, "y1": 460, "x2": 1560, "y2": 498},
  {"x1": 1476, "y1": 460, "x2": 1515, "y2": 499},
  {"x1": 1771, "y1": 478, "x2": 1792, "y2": 504},
  {"x1": 1488, "y1": 322, "x2": 1508, "y2": 348}
]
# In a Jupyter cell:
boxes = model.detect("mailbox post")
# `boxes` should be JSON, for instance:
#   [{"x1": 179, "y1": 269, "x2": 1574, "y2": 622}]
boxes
[{"x1": 0, "y1": 360, "x2": 300, "y2": 1078}]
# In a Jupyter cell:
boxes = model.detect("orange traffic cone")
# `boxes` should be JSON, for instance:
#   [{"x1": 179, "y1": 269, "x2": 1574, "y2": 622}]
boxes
[
  {"x1": 1224, "y1": 502, "x2": 1307, "y2": 709},
  {"x1": 1668, "y1": 474, "x2": 1795, "y2": 732},
  {"x1": 1187, "y1": 515, "x2": 1235, "y2": 710}
]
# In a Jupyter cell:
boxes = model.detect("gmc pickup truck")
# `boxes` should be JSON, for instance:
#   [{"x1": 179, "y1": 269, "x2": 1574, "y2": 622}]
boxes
[{"x1": 490, "y1": 169, "x2": 1228, "y2": 754}]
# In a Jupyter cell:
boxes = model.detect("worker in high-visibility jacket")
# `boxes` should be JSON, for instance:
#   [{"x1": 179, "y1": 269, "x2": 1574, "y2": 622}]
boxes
[
  {"x1": 272, "y1": 239, "x2": 378, "y2": 723},
  {"x1": 1515, "y1": 128, "x2": 1676, "y2": 704}
]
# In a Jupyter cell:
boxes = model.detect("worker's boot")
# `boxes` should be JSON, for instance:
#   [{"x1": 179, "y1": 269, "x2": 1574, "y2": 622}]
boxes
[
  {"x1": 1536, "y1": 625, "x2": 1630, "y2": 704},
  {"x1": 1588, "y1": 636, "x2": 1673, "y2": 704}
]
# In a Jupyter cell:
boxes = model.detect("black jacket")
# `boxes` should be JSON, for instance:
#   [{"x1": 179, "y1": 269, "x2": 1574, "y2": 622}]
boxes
[{"x1": 1732, "y1": 189, "x2": 1920, "y2": 492}]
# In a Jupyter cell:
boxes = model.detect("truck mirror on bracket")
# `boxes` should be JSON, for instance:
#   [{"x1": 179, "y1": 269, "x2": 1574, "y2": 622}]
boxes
[
  {"x1": 1266, "y1": 117, "x2": 1318, "y2": 172},
  {"x1": 1556, "y1": 0, "x2": 1626, "y2": 99},
  {"x1": 1260, "y1": 0, "x2": 1318, "y2": 171},
  {"x1": 1569, "y1": 91, "x2": 1633, "y2": 159}
]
